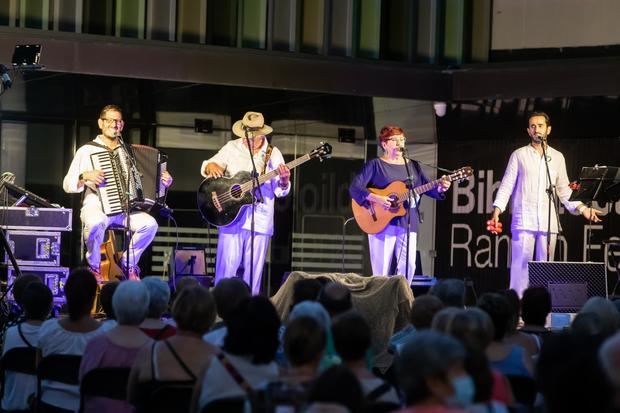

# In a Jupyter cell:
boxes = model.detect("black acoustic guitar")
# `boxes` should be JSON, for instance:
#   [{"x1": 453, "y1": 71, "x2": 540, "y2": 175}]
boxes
[{"x1": 197, "y1": 143, "x2": 332, "y2": 227}]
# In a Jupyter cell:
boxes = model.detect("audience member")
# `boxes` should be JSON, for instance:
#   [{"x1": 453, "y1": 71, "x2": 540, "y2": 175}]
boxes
[
  {"x1": 99, "y1": 281, "x2": 119, "y2": 331},
  {"x1": 499, "y1": 289, "x2": 538, "y2": 358},
  {"x1": 139, "y1": 276, "x2": 176, "y2": 340},
  {"x1": 130, "y1": 285, "x2": 218, "y2": 410},
  {"x1": 396, "y1": 330, "x2": 471, "y2": 412},
  {"x1": 37, "y1": 267, "x2": 104, "y2": 412},
  {"x1": 79, "y1": 280, "x2": 151, "y2": 413},
  {"x1": 578, "y1": 296, "x2": 620, "y2": 338},
  {"x1": 1, "y1": 283, "x2": 52, "y2": 412},
  {"x1": 306, "y1": 365, "x2": 364, "y2": 413},
  {"x1": 519, "y1": 286, "x2": 552, "y2": 347},
  {"x1": 203, "y1": 277, "x2": 250, "y2": 347},
  {"x1": 7, "y1": 274, "x2": 43, "y2": 325},
  {"x1": 196, "y1": 296, "x2": 281, "y2": 410},
  {"x1": 318, "y1": 282, "x2": 352, "y2": 318},
  {"x1": 429, "y1": 278, "x2": 466, "y2": 308},
  {"x1": 477, "y1": 293, "x2": 533, "y2": 378},
  {"x1": 538, "y1": 332, "x2": 611, "y2": 413},
  {"x1": 291, "y1": 278, "x2": 323, "y2": 308},
  {"x1": 599, "y1": 331, "x2": 620, "y2": 410},
  {"x1": 332, "y1": 311, "x2": 400, "y2": 406},
  {"x1": 571, "y1": 312, "x2": 606, "y2": 336},
  {"x1": 390, "y1": 294, "x2": 444, "y2": 354}
]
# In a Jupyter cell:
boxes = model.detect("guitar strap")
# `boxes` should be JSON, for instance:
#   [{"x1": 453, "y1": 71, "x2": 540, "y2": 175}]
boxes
[
  {"x1": 262, "y1": 144, "x2": 273, "y2": 175},
  {"x1": 408, "y1": 158, "x2": 423, "y2": 223}
]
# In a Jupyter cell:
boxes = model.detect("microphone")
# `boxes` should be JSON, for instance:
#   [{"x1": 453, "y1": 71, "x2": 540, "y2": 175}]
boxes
[
  {"x1": 398, "y1": 146, "x2": 406, "y2": 153},
  {"x1": 0, "y1": 64, "x2": 12, "y2": 89}
]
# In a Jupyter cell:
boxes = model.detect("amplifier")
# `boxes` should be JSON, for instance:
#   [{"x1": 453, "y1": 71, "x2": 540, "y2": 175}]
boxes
[
  {"x1": 4, "y1": 230, "x2": 61, "y2": 266},
  {"x1": 7, "y1": 265, "x2": 69, "y2": 303},
  {"x1": 528, "y1": 261, "x2": 607, "y2": 313},
  {"x1": 0, "y1": 206, "x2": 72, "y2": 231}
]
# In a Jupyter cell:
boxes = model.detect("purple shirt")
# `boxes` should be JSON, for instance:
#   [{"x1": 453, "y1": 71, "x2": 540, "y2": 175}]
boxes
[{"x1": 349, "y1": 158, "x2": 444, "y2": 232}]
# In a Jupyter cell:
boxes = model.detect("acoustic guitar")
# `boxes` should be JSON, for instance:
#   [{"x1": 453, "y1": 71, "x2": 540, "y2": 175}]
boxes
[
  {"x1": 99, "y1": 229, "x2": 124, "y2": 282},
  {"x1": 351, "y1": 166, "x2": 473, "y2": 234},
  {"x1": 197, "y1": 142, "x2": 332, "y2": 227}
]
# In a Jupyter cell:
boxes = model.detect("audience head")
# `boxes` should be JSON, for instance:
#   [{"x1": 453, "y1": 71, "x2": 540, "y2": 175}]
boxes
[
  {"x1": 538, "y1": 332, "x2": 611, "y2": 413},
  {"x1": 284, "y1": 316, "x2": 326, "y2": 369},
  {"x1": 521, "y1": 286, "x2": 552, "y2": 327},
  {"x1": 432, "y1": 307, "x2": 494, "y2": 353},
  {"x1": 212, "y1": 277, "x2": 250, "y2": 323},
  {"x1": 21, "y1": 282, "x2": 52, "y2": 321},
  {"x1": 100, "y1": 282, "x2": 119, "y2": 320},
  {"x1": 579, "y1": 297, "x2": 620, "y2": 337},
  {"x1": 174, "y1": 276, "x2": 198, "y2": 295},
  {"x1": 318, "y1": 282, "x2": 352, "y2": 317},
  {"x1": 572, "y1": 312, "x2": 605, "y2": 336},
  {"x1": 332, "y1": 311, "x2": 371, "y2": 363},
  {"x1": 224, "y1": 296, "x2": 280, "y2": 364},
  {"x1": 429, "y1": 278, "x2": 465, "y2": 308},
  {"x1": 172, "y1": 285, "x2": 216, "y2": 336},
  {"x1": 476, "y1": 293, "x2": 512, "y2": 341},
  {"x1": 307, "y1": 365, "x2": 363, "y2": 413},
  {"x1": 599, "y1": 331, "x2": 620, "y2": 389},
  {"x1": 13, "y1": 274, "x2": 42, "y2": 308},
  {"x1": 410, "y1": 294, "x2": 444, "y2": 330},
  {"x1": 499, "y1": 289, "x2": 520, "y2": 332},
  {"x1": 398, "y1": 330, "x2": 471, "y2": 407},
  {"x1": 113, "y1": 280, "x2": 149, "y2": 326},
  {"x1": 292, "y1": 278, "x2": 323, "y2": 308},
  {"x1": 64, "y1": 267, "x2": 98, "y2": 321},
  {"x1": 289, "y1": 300, "x2": 331, "y2": 331},
  {"x1": 142, "y1": 276, "x2": 171, "y2": 319}
]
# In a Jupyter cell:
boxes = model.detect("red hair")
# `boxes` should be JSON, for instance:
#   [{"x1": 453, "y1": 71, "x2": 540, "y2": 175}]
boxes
[{"x1": 378, "y1": 125, "x2": 405, "y2": 144}]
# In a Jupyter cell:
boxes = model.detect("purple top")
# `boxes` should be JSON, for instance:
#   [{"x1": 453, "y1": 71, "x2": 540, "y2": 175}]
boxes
[
  {"x1": 349, "y1": 158, "x2": 444, "y2": 232},
  {"x1": 79, "y1": 334, "x2": 152, "y2": 413}
]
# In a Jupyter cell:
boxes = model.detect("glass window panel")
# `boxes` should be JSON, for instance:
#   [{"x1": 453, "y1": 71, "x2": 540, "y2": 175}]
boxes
[
  {"x1": 300, "y1": 0, "x2": 324, "y2": 53},
  {"x1": 442, "y1": 0, "x2": 466, "y2": 64},
  {"x1": 329, "y1": 0, "x2": 353, "y2": 56},
  {"x1": 177, "y1": 0, "x2": 205, "y2": 44},
  {"x1": 357, "y1": 0, "x2": 381, "y2": 59},
  {"x1": 416, "y1": 0, "x2": 438, "y2": 63},
  {"x1": 0, "y1": 0, "x2": 12, "y2": 26},
  {"x1": 207, "y1": 0, "x2": 238, "y2": 47},
  {"x1": 83, "y1": 0, "x2": 114, "y2": 35},
  {"x1": 147, "y1": 0, "x2": 176, "y2": 41},
  {"x1": 21, "y1": 0, "x2": 49, "y2": 30},
  {"x1": 116, "y1": 0, "x2": 145, "y2": 39},
  {"x1": 470, "y1": 0, "x2": 491, "y2": 62},
  {"x1": 271, "y1": 0, "x2": 296, "y2": 51},
  {"x1": 380, "y1": 0, "x2": 413, "y2": 61},
  {"x1": 54, "y1": 0, "x2": 79, "y2": 32},
  {"x1": 240, "y1": 0, "x2": 267, "y2": 49}
]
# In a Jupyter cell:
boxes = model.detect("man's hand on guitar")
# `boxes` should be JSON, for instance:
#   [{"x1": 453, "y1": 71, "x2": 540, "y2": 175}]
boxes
[
  {"x1": 277, "y1": 164, "x2": 290, "y2": 187},
  {"x1": 438, "y1": 176, "x2": 451, "y2": 193},
  {"x1": 161, "y1": 171, "x2": 173, "y2": 188},
  {"x1": 205, "y1": 163, "x2": 225, "y2": 179},
  {"x1": 82, "y1": 170, "x2": 106, "y2": 185},
  {"x1": 367, "y1": 193, "x2": 394, "y2": 210}
]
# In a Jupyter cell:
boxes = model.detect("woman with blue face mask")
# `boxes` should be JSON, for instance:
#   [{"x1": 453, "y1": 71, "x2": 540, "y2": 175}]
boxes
[{"x1": 395, "y1": 330, "x2": 474, "y2": 412}]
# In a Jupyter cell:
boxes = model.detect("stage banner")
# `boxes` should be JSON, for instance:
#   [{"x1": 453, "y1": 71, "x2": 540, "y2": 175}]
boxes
[{"x1": 435, "y1": 137, "x2": 620, "y2": 293}]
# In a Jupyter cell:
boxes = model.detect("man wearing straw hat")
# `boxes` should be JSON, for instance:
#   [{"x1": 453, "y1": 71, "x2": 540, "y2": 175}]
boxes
[{"x1": 201, "y1": 112, "x2": 290, "y2": 295}]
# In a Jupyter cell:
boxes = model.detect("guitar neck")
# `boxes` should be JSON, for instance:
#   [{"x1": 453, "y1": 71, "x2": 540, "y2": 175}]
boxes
[
  {"x1": 397, "y1": 179, "x2": 441, "y2": 202},
  {"x1": 257, "y1": 154, "x2": 312, "y2": 185}
]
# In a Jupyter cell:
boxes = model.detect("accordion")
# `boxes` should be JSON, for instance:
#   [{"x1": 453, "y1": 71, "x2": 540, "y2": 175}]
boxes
[{"x1": 90, "y1": 144, "x2": 168, "y2": 216}]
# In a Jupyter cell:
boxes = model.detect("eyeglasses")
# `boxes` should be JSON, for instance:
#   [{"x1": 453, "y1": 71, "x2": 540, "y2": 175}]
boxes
[
  {"x1": 388, "y1": 137, "x2": 406, "y2": 143},
  {"x1": 101, "y1": 118, "x2": 123, "y2": 125}
]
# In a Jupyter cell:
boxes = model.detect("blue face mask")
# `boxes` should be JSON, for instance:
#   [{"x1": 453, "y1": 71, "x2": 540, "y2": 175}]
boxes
[{"x1": 447, "y1": 374, "x2": 475, "y2": 407}]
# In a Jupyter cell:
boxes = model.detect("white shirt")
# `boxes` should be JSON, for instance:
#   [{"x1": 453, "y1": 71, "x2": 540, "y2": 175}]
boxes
[
  {"x1": 63, "y1": 135, "x2": 125, "y2": 209},
  {"x1": 200, "y1": 138, "x2": 290, "y2": 236},
  {"x1": 37, "y1": 318, "x2": 105, "y2": 411},
  {"x1": 1, "y1": 323, "x2": 40, "y2": 411},
  {"x1": 493, "y1": 144, "x2": 581, "y2": 233}
]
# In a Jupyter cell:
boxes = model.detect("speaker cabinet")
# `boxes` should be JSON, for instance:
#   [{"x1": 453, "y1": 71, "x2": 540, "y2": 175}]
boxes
[{"x1": 528, "y1": 261, "x2": 607, "y2": 313}]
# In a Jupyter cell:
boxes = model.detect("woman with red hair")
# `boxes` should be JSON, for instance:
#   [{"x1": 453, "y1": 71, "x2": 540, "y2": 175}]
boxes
[{"x1": 349, "y1": 125, "x2": 450, "y2": 284}]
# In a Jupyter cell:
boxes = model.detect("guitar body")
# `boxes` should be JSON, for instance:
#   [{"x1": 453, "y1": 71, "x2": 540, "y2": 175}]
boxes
[
  {"x1": 351, "y1": 181, "x2": 409, "y2": 234},
  {"x1": 197, "y1": 171, "x2": 255, "y2": 227},
  {"x1": 99, "y1": 230, "x2": 124, "y2": 282}
]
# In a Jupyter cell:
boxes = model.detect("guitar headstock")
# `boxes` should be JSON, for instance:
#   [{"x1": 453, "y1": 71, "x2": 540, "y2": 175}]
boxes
[
  {"x1": 447, "y1": 166, "x2": 473, "y2": 183},
  {"x1": 310, "y1": 142, "x2": 333, "y2": 162}
]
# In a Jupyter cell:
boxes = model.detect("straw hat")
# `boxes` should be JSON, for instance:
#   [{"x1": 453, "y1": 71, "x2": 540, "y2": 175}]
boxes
[{"x1": 232, "y1": 111, "x2": 273, "y2": 138}]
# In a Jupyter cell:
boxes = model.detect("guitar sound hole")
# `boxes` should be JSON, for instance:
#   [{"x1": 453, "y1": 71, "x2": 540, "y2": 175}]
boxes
[{"x1": 230, "y1": 184, "x2": 243, "y2": 199}]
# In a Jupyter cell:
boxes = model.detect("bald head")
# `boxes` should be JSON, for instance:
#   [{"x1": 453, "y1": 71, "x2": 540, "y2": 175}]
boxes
[
  {"x1": 319, "y1": 282, "x2": 352, "y2": 317},
  {"x1": 213, "y1": 278, "x2": 251, "y2": 322}
]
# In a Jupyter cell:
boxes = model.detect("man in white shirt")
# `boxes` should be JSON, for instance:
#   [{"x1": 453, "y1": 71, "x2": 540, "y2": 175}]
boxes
[
  {"x1": 63, "y1": 105, "x2": 173, "y2": 280},
  {"x1": 201, "y1": 112, "x2": 290, "y2": 294},
  {"x1": 490, "y1": 112, "x2": 602, "y2": 296}
]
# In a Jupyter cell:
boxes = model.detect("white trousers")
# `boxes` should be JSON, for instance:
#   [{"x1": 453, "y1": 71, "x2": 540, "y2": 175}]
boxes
[
  {"x1": 368, "y1": 225, "x2": 417, "y2": 285},
  {"x1": 215, "y1": 229, "x2": 269, "y2": 295},
  {"x1": 510, "y1": 230, "x2": 557, "y2": 297},
  {"x1": 81, "y1": 203, "x2": 158, "y2": 270}
]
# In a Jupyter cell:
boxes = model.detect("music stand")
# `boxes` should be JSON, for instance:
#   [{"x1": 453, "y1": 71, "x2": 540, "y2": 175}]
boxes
[{"x1": 570, "y1": 166, "x2": 620, "y2": 260}]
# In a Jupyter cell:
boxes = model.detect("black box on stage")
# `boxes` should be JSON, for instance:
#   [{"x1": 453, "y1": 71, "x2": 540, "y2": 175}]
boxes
[
  {"x1": 528, "y1": 262, "x2": 607, "y2": 313},
  {"x1": 7, "y1": 265, "x2": 68, "y2": 303},
  {"x1": 0, "y1": 206, "x2": 72, "y2": 231},
  {"x1": 4, "y1": 230, "x2": 62, "y2": 266},
  {"x1": 170, "y1": 246, "x2": 206, "y2": 276}
]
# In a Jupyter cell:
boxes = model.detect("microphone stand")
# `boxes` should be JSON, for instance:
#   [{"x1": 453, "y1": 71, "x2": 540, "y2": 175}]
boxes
[
  {"x1": 401, "y1": 147, "x2": 422, "y2": 283},
  {"x1": 540, "y1": 138, "x2": 563, "y2": 261},
  {"x1": 244, "y1": 129, "x2": 264, "y2": 294}
]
